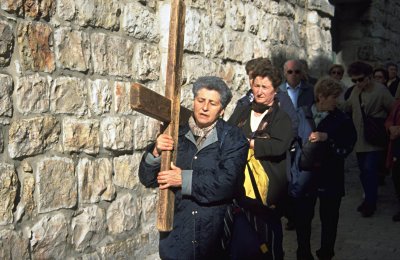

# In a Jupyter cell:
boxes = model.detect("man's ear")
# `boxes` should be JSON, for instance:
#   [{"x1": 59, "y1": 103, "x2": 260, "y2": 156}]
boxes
[{"x1": 219, "y1": 109, "x2": 225, "y2": 117}]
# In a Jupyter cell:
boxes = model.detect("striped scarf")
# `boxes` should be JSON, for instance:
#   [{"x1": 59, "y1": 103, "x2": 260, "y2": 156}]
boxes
[{"x1": 188, "y1": 115, "x2": 217, "y2": 147}]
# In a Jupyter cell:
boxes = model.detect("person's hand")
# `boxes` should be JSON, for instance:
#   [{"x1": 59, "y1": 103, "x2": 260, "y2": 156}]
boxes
[
  {"x1": 309, "y1": 131, "x2": 328, "y2": 142},
  {"x1": 389, "y1": 126, "x2": 400, "y2": 140},
  {"x1": 157, "y1": 162, "x2": 182, "y2": 189},
  {"x1": 249, "y1": 139, "x2": 255, "y2": 149},
  {"x1": 152, "y1": 134, "x2": 174, "y2": 157}
]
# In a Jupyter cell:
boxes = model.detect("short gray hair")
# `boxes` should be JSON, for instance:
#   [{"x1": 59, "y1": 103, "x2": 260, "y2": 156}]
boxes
[{"x1": 192, "y1": 76, "x2": 232, "y2": 108}]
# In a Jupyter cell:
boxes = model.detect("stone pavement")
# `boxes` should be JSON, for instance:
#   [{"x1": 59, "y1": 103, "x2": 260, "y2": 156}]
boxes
[{"x1": 282, "y1": 153, "x2": 400, "y2": 260}]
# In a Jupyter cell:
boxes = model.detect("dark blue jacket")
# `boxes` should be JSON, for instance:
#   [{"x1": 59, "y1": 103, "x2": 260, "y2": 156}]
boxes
[{"x1": 139, "y1": 119, "x2": 248, "y2": 260}]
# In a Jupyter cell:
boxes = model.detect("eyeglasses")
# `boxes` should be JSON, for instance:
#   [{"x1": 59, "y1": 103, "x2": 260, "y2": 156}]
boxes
[
  {"x1": 330, "y1": 70, "x2": 343, "y2": 75},
  {"x1": 287, "y1": 70, "x2": 301, "y2": 75},
  {"x1": 351, "y1": 76, "x2": 366, "y2": 83}
]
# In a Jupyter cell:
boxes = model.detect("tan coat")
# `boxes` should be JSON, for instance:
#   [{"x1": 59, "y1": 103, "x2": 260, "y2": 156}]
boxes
[{"x1": 341, "y1": 83, "x2": 395, "y2": 152}]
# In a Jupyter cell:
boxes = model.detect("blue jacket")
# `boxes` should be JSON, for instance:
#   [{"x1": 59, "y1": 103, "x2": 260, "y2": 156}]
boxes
[
  {"x1": 279, "y1": 80, "x2": 314, "y2": 109},
  {"x1": 139, "y1": 119, "x2": 248, "y2": 259}
]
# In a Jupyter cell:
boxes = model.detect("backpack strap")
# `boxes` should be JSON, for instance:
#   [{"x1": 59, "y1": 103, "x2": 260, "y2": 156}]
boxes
[{"x1": 246, "y1": 163, "x2": 264, "y2": 205}]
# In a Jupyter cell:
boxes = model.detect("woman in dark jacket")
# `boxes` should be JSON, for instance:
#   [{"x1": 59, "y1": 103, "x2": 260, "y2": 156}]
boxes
[
  {"x1": 290, "y1": 77, "x2": 357, "y2": 260},
  {"x1": 228, "y1": 63, "x2": 293, "y2": 260},
  {"x1": 139, "y1": 76, "x2": 248, "y2": 260}
]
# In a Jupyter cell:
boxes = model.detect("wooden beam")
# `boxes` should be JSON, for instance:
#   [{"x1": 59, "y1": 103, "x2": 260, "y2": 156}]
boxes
[
  {"x1": 130, "y1": 83, "x2": 192, "y2": 125},
  {"x1": 158, "y1": 0, "x2": 186, "y2": 232}
]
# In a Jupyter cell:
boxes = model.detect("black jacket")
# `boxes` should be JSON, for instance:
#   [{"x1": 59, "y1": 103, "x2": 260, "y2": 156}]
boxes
[{"x1": 139, "y1": 119, "x2": 248, "y2": 259}]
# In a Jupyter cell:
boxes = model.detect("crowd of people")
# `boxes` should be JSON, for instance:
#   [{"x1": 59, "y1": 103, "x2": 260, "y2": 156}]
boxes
[{"x1": 138, "y1": 58, "x2": 400, "y2": 260}]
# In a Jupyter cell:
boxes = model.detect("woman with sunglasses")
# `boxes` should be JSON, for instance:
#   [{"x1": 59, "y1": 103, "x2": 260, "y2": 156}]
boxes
[{"x1": 341, "y1": 61, "x2": 395, "y2": 217}]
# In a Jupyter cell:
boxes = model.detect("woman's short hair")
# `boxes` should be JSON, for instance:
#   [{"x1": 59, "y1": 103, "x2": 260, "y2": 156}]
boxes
[
  {"x1": 314, "y1": 76, "x2": 343, "y2": 102},
  {"x1": 347, "y1": 61, "x2": 373, "y2": 77},
  {"x1": 192, "y1": 76, "x2": 232, "y2": 108},
  {"x1": 250, "y1": 63, "x2": 282, "y2": 89},
  {"x1": 373, "y1": 67, "x2": 389, "y2": 81},
  {"x1": 328, "y1": 64, "x2": 344, "y2": 75}
]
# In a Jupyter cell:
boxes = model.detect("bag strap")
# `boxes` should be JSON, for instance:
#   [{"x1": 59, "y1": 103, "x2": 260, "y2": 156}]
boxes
[
  {"x1": 246, "y1": 163, "x2": 264, "y2": 205},
  {"x1": 358, "y1": 92, "x2": 368, "y2": 120}
]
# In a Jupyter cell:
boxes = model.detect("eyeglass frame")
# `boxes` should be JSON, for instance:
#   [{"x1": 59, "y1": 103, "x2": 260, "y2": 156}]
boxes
[
  {"x1": 351, "y1": 75, "x2": 367, "y2": 83},
  {"x1": 286, "y1": 69, "x2": 301, "y2": 75}
]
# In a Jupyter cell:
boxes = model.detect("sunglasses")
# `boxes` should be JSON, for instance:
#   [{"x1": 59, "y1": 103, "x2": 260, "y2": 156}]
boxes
[
  {"x1": 287, "y1": 70, "x2": 301, "y2": 75},
  {"x1": 331, "y1": 70, "x2": 343, "y2": 75},
  {"x1": 351, "y1": 76, "x2": 366, "y2": 83}
]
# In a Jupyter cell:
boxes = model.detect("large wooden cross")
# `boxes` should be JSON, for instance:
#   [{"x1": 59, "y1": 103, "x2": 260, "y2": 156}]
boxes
[{"x1": 130, "y1": 0, "x2": 189, "y2": 232}]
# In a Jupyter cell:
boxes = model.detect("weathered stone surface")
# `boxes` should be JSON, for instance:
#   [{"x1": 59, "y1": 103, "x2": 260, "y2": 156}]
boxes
[
  {"x1": 0, "y1": 0, "x2": 24, "y2": 16},
  {"x1": 113, "y1": 154, "x2": 141, "y2": 189},
  {"x1": 15, "y1": 74, "x2": 51, "y2": 114},
  {"x1": 0, "y1": 74, "x2": 13, "y2": 118},
  {"x1": 57, "y1": 0, "x2": 120, "y2": 30},
  {"x1": 133, "y1": 115, "x2": 159, "y2": 150},
  {"x1": 91, "y1": 33, "x2": 134, "y2": 77},
  {"x1": 226, "y1": 1, "x2": 245, "y2": 31},
  {"x1": 133, "y1": 42, "x2": 160, "y2": 81},
  {"x1": 88, "y1": 79, "x2": 111, "y2": 116},
  {"x1": 114, "y1": 81, "x2": 134, "y2": 115},
  {"x1": 0, "y1": 229, "x2": 29, "y2": 259},
  {"x1": 54, "y1": 27, "x2": 90, "y2": 72},
  {"x1": 106, "y1": 192, "x2": 141, "y2": 234},
  {"x1": 202, "y1": 25, "x2": 224, "y2": 58},
  {"x1": 0, "y1": 20, "x2": 14, "y2": 66},
  {"x1": 72, "y1": 205, "x2": 106, "y2": 252},
  {"x1": 223, "y1": 30, "x2": 254, "y2": 62},
  {"x1": 0, "y1": 127, "x2": 3, "y2": 152},
  {"x1": 17, "y1": 21, "x2": 55, "y2": 72},
  {"x1": 50, "y1": 76, "x2": 87, "y2": 116},
  {"x1": 101, "y1": 117, "x2": 133, "y2": 151},
  {"x1": 63, "y1": 118, "x2": 100, "y2": 154},
  {"x1": 98, "y1": 238, "x2": 138, "y2": 259},
  {"x1": 210, "y1": 0, "x2": 226, "y2": 27},
  {"x1": 8, "y1": 116, "x2": 60, "y2": 159},
  {"x1": 0, "y1": 163, "x2": 18, "y2": 225},
  {"x1": 77, "y1": 157, "x2": 115, "y2": 203},
  {"x1": 36, "y1": 157, "x2": 77, "y2": 213},
  {"x1": 121, "y1": 2, "x2": 159, "y2": 42},
  {"x1": 184, "y1": 8, "x2": 203, "y2": 53},
  {"x1": 308, "y1": 0, "x2": 334, "y2": 16},
  {"x1": 31, "y1": 213, "x2": 68, "y2": 259},
  {"x1": 245, "y1": 4, "x2": 261, "y2": 34},
  {"x1": 24, "y1": 0, "x2": 55, "y2": 19},
  {"x1": 15, "y1": 171, "x2": 35, "y2": 221}
]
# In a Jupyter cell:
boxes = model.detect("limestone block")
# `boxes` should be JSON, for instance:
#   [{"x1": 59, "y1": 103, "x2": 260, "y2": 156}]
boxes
[
  {"x1": 72, "y1": 205, "x2": 106, "y2": 252},
  {"x1": 101, "y1": 117, "x2": 133, "y2": 151},
  {"x1": 184, "y1": 8, "x2": 203, "y2": 53},
  {"x1": 307, "y1": 25, "x2": 324, "y2": 51},
  {"x1": 106, "y1": 192, "x2": 141, "y2": 234},
  {"x1": 0, "y1": 163, "x2": 18, "y2": 225},
  {"x1": 307, "y1": 0, "x2": 334, "y2": 17},
  {"x1": 81, "y1": 252, "x2": 101, "y2": 260},
  {"x1": 210, "y1": 0, "x2": 226, "y2": 27},
  {"x1": 0, "y1": 20, "x2": 14, "y2": 67},
  {"x1": 226, "y1": 1, "x2": 245, "y2": 31},
  {"x1": 0, "y1": 127, "x2": 3, "y2": 152},
  {"x1": 133, "y1": 115, "x2": 159, "y2": 150},
  {"x1": 113, "y1": 154, "x2": 141, "y2": 189},
  {"x1": 185, "y1": 0, "x2": 208, "y2": 9},
  {"x1": 50, "y1": 76, "x2": 87, "y2": 116},
  {"x1": 98, "y1": 238, "x2": 138, "y2": 259},
  {"x1": 223, "y1": 30, "x2": 254, "y2": 62},
  {"x1": 121, "y1": 2, "x2": 159, "y2": 42},
  {"x1": 133, "y1": 42, "x2": 160, "y2": 81},
  {"x1": 90, "y1": 33, "x2": 107, "y2": 75},
  {"x1": 77, "y1": 157, "x2": 115, "y2": 203},
  {"x1": 141, "y1": 193, "x2": 157, "y2": 223},
  {"x1": 57, "y1": 0, "x2": 120, "y2": 30},
  {"x1": 0, "y1": 229, "x2": 29, "y2": 259},
  {"x1": 278, "y1": 1, "x2": 296, "y2": 17},
  {"x1": 88, "y1": 79, "x2": 111, "y2": 116},
  {"x1": 8, "y1": 116, "x2": 60, "y2": 159},
  {"x1": 0, "y1": 0, "x2": 23, "y2": 16},
  {"x1": 54, "y1": 27, "x2": 90, "y2": 72},
  {"x1": 36, "y1": 157, "x2": 76, "y2": 213},
  {"x1": 15, "y1": 74, "x2": 51, "y2": 114},
  {"x1": 245, "y1": 4, "x2": 261, "y2": 35},
  {"x1": 91, "y1": 33, "x2": 134, "y2": 77},
  {"x1": 63, "y1": 118, "x2": 100, "y2": 154},
  {"x1": 114, "y1": 81, "x2": 134, "y2": 115},
  {"x1": 24, "y1": 0, "x2": 55, "y2": 19},
  {"x1": 202, "y1": 26, "x2": 224, "y2": 58},
  {"x1": 0, "y1": 74, "x2": 13, "y2": 118},
  {"x1": 17, "y1": 21, "x2": 55, "y2": 72},
  {"x1": 30, "y1": 213, "x2": 68, "y2": 259},
  {"x1": 15, "y1": 172, "x2": 35, "y2": 221}
]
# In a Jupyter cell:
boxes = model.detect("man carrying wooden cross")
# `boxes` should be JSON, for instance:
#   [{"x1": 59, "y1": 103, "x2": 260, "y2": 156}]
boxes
[{"x1": 138, "y1": 76, "x2": 249, "y2": 259}]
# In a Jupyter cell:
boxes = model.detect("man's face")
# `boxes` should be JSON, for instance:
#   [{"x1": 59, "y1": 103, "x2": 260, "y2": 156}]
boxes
[
  {"x1": 387, "y1": 65, "x2": 398, "y2": 80},
  {"x1": 351, "y1": 74, "x2": 370, "y2": 90},
  {"x1": 193, "y1": 88, "x2": 224, "y2": 128},
  {"x1": 284, "y1": 61, "x2": 302, "y2": 87},
  {"x1": 251, "y1": 76, "x2": 276, "y2": 106}
]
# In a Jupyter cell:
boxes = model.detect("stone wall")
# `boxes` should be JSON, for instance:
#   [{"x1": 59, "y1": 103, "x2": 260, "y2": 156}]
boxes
[{"x1": 0, "y1": 0, "x2": 336, "y2": 259}]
